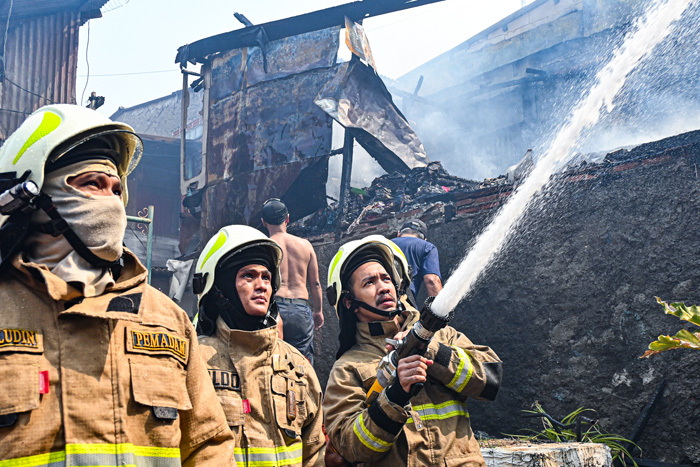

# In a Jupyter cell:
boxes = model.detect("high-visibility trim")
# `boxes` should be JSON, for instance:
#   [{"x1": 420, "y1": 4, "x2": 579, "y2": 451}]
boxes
[
  {"x1": 0, "y1": 443, "x2": 181, "y2": 467},
  {"x1": 13, "y1": 111, "x2": 61, "y2": 165},
  {"x1": 199, "y1": 231, "x2": 227, "y2": 268},
  {"x1": 0, "y1": 451, "x2": 65, "y2": 467},
  {"x1": 446, "y1": 346, "x2": 473, "y2": 392},
  {"x1": 233, "y1": 442, "x2": 304, "y2": 466},
  {"x1": 407, "y1": 400, "x2": 469, "y2": 423},
  {"x1": 352, "y1": 413, "x2": 393, "y2": 453}
]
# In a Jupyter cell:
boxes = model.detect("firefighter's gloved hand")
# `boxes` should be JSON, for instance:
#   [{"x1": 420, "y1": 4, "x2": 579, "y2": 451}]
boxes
[{"x1": 396, "y1": 354, "x2": 433, "y2": 394}]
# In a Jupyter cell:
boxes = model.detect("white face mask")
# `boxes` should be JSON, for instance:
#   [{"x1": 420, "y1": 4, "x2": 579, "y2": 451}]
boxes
[{"x1": 25, "y1": 160, "x2": 127, "y2": 297}]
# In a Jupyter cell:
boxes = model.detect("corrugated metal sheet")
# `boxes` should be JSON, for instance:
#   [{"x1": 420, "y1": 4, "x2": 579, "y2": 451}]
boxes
[
  {"x1": 0, "y1": 1, "x2": 108, "y2": 23},
  {"x1": 0, "y1": 10, "x2": 80, "y2": 140}
]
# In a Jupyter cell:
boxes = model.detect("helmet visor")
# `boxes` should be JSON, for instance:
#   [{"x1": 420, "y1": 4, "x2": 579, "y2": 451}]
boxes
[{"x1": 47, "y1": 129, "x2": 143, "y2": 177}]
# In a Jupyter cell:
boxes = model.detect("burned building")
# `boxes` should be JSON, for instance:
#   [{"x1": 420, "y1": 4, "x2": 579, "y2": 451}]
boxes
[
  {"x1": 174, "y1": 1, "x2": 442, "y2": 255},
  {"x1": 0, "y1": 0, "x2": 108, "y2": 139},
  {"x1": 391, "y1": 0, "x2": 700, "y2": 181}
]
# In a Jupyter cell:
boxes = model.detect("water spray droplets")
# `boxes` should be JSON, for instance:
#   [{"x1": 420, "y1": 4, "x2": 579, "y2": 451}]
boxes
[{"x1": 431, "y1": 0, "x2": 695, "y2": 318}]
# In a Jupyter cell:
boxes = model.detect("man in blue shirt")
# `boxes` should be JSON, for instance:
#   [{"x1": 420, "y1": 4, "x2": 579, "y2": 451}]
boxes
[{"x1": 392, "y1": 219, "x2": 443, "y2": 298}]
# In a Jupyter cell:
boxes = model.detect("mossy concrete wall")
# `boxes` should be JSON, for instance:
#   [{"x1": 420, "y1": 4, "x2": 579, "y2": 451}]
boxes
[{"x1": 312, "y1": 132, "x2": 700, "y2": 464}]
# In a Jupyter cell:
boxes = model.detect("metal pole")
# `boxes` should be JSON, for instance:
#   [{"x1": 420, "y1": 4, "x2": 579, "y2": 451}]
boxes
[
  {"x1": 337, "y1": 130, "x2": 354, "y2": 231},
  {"x1": 146, "y1": 205, "x2": 154, "y2": 284},
  {"x1": 180, "y1": 71, "x2": 188, "y2": 177}
]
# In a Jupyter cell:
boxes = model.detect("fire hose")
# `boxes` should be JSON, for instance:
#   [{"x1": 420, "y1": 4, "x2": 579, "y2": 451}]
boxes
[{"x1": 365, "y1": 296, "x2": 454, "y2": 406}]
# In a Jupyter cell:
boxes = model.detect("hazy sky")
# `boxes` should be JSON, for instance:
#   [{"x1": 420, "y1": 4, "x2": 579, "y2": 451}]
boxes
[{"x1": 77, "y1": 0, "x2": 528, "y2": 117}]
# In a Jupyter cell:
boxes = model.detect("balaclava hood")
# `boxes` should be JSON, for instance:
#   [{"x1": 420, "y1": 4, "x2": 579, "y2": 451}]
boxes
[
  {"x1": 198, "y1": 246, "x2": 279, "y2": 334},
  {"x1": 25, "y1": 159, "x2": 126, "y2": 297}
]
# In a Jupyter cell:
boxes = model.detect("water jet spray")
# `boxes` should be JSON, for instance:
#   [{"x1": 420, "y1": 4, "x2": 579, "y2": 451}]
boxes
[{"x1": 430, "y1": 0, "x2": 693, "y2": 319}]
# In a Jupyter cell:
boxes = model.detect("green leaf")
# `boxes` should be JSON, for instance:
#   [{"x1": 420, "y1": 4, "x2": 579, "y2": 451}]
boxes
[{"x1": 655, "y1": 297, "x2": 700, "y2": 327}]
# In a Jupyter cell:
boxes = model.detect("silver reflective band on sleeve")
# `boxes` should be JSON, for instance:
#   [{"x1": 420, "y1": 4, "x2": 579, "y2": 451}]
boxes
[
  {"x1": 353, "y1": 413, "x2": 393, "y2": 453},
  {"x1": 446, "y1": 346, "x2": 473, "y2": 392},
  {"x1": 407, "y1": 400, "x2": 469, "y2": 423},
  {"x1": 233, "y1": 442, "x2": 304, "y2": 466}
]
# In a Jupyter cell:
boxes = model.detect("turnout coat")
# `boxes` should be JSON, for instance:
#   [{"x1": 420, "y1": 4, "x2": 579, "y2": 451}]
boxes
[
  {"x1": 198, "y1": 317, "x2": 325, "y2": 467},
  {"x1": 323, "y1": 305, "x2": 502, "y2": 466},
  {"x1": 0, "y1": 250, "x2": 235, "y2": 466}
]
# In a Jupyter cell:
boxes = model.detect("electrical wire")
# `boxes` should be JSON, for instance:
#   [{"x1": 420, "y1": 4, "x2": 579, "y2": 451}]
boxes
[
  {"x1": 77, "y1": 69, "x2": 176, "y2": 77},
  {"x1": 80, "y1": 20, "x2": 90, "y2": 106},
  {"x1": 1, "y1": 0, "x2": 13, "y2": 76},
  {"x1": 3, "y1": 77, "x2": 53, "y2": 103}
]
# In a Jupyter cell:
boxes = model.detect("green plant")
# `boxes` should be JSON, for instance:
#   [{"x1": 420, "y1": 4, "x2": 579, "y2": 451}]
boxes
[
  {"x1": 641, "y1": 297, "x2": 700, "y2": 358},
  {"x1": 509, "y1": 402, "x2": 639, "y2": 466}
]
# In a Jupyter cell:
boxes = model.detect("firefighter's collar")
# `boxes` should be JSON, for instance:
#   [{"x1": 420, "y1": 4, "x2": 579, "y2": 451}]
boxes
[
  {"x1": 10, "y1": 248, "x2": 147, "y2": 301},
  {"x1": 215, "y1": 316, "x2": 277, "y2": 357}
]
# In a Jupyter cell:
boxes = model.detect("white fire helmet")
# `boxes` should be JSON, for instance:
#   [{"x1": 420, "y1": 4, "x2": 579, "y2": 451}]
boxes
[
  {"x1": 193, "y1": 225, "x2": 283, "y2": 307},
  {"x1": 326, "y1": 234, "x2": 411, "y2": 317},
  {"x1": 0, "y1": 104, "x2": 143, "y2": 208}
]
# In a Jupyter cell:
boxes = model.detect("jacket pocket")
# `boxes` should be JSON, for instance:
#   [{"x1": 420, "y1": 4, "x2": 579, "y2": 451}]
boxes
[
  {"x1": 355, "y1": 362, "x2": 378, "y2": 392},
  {"x1": 218, "y1": 392, "x2": 245, "y2": 427},
  {"x1": 130, "y1": 360, "x2": 193, "y2": 419},
  {"x1": 271, "y1": 374, "x2": 306, "y2": 439},
  {"x1": 0, "y1": 360, "x2": 40, "y2": 421}
]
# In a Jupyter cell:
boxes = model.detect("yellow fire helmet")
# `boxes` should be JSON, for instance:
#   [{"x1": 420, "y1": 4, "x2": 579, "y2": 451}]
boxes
[
  {"x1": 0, "y1": 104, "x2": 143, "y2": 210},
  {"x1": 326, "y1": 234, "x2": 411, "y2": 317},
  {"x1": 193, "y1": 224, "x2": 283, "y2": 307}
]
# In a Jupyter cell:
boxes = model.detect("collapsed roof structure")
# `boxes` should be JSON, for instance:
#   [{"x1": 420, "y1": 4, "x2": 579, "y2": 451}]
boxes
[{"x1": 174, "y1": 0, "x2": 440, "y2": 255}]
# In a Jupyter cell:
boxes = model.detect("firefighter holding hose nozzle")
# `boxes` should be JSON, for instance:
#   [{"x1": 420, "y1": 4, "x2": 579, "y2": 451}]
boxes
[{"x1": 323, "y1": 235, "x2": 503, "y2": 466}]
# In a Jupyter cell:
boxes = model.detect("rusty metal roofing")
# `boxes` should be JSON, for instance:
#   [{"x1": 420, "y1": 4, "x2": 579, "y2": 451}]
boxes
[
  {"x1": 0, "y1": 10, "x2": 81, "y2": 139},
  {"x1": 0, "y1": 0, "x2": 108, "y2": 22}
]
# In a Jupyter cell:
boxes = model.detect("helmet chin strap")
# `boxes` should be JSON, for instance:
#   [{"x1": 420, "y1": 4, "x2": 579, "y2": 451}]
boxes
[
  {"x1": 32, "y1": 193, "x2": 123, "y2": 276},
  {"x1": 347, "y1": 294, "x2": 404, "y2": 319}
]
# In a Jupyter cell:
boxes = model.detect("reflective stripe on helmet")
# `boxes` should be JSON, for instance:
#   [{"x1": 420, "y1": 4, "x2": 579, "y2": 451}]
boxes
[
  {"x1": 199, "y1": 230, "x2": 228, "y2": 269},
  {"x1": 13, "y1": 111, "x2": 62, "y2": 165}
]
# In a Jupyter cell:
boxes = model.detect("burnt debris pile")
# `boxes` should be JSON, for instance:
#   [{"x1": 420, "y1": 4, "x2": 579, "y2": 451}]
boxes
[{"x1": 288, "y1": 161, "x2": 504, "y2": 240}]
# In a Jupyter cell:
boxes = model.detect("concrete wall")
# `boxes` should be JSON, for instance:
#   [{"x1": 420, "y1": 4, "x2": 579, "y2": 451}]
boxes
[{"x1": 311, "y1": 131, "x2": 700, "y2": 463}]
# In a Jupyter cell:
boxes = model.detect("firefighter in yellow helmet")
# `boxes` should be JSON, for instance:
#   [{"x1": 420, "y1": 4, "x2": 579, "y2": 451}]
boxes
[
  {"x1": 0, "y1": 104, "x2": 235, "y2": 466},
  {"x1": 193, "y1": 224, "x2": 325, "y2": 466},
  {"x1": 323, "y1": 235, "x2": 503, "y2": 466}
]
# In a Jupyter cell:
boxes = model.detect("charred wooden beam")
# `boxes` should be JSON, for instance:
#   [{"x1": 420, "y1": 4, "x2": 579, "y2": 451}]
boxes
[{"x1": 175, "y1": 0, "x2": 447, "y2": 65}]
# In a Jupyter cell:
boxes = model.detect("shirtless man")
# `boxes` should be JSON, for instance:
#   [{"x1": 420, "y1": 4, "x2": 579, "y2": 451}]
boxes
[{"x1": 261, "y1": 198, "x2": 323, "y2": 364}]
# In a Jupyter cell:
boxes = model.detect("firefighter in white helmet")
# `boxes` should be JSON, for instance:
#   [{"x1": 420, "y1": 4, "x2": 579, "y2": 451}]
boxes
[
  {"x1": 323, "y1": 235, "x2": 502, "y2": 466},
  {"x1": 0, "y1": 104, "x2": 235, "y2": 466},
  {"x1": 193, "y1": 224, "x2": 325, "y2": 467}
]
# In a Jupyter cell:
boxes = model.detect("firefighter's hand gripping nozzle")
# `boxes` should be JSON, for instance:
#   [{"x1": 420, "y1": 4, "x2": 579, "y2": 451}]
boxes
[{"x1": 366, "y1": 297, "x2": 454, "y2": 406}]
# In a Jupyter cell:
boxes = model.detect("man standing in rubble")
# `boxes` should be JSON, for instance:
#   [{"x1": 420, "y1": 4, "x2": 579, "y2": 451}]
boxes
[
  {"x1": 0, "y1": 104, "x2": 234, "y2": 465},
  {"x1": 323, "y1": 235, "x2": 502, "y2": 466},
  {"x1": 393, "y1": 218, "x2": 442, "y2": 299},
  {"x1": 261, "y1": 198, "x2": 323, "y2": 365}
]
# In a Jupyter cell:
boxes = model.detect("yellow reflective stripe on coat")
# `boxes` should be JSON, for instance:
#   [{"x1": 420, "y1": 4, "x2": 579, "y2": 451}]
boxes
[
  {"x1": 353, "y1": 413, "x2": 392, "y2": 453},
  {"x1": 233, "y1": 442, "x2": 303, "y2": 466},
  {"x1": 0, "y1": 443, "x2": 181, "y2": 467},
  {"x1": 407, "y1": 400, "x2": 469, "y2": 423},
  {"x1": 446, "y1": 346, "x2": 473, "y2": 392}
]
